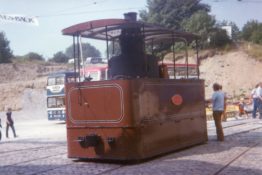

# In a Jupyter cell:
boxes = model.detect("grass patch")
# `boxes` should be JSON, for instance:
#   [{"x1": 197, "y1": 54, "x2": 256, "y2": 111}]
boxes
[
  {"x1": 12, "y1": 57, "x2": 47, "y2": 64},
  {"x1": 243, "y1": 42, "x2": 262, "y2": 61},
  {"x1": 163, "y1": 43, "x2": 238, "y2": 63}
]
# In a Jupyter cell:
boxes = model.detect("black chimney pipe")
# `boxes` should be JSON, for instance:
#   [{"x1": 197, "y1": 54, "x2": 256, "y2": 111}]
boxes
[{"x1": 124, "y1": 12, "x2": 137, "y2": 22}]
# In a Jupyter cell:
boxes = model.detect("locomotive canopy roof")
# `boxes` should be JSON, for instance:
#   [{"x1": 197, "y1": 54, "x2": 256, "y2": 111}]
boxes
[{"x1": 62, "y1": 18, "x2": 199, "y2": 44}]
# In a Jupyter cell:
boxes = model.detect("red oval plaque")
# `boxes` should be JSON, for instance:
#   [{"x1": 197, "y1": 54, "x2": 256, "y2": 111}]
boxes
[{"x1": 171, "y1": 94, "x2": 183, "y2": 106}]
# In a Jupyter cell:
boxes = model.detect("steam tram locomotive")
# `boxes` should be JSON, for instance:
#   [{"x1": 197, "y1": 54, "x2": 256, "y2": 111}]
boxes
[{"x1": 62, "y1": 13, "x2": 207, "y2": 160}]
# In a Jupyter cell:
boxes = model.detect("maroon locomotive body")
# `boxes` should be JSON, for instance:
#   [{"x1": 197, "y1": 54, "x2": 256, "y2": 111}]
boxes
[{"x1": 63, "y1": 12, "x2": 207, "y2": 160}]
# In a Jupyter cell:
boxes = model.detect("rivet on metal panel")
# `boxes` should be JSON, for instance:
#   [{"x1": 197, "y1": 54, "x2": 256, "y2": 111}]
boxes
[
  {"x1": 84, "y1": 102, "x2": 89, "y2": 107},
  {"x1": 107, "y1": 137, "x2": 116, "y2": 146}
]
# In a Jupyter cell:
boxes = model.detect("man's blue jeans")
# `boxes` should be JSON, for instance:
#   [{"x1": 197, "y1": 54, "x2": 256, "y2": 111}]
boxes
[
  {"x1": 259, "y1": 99, "x2": 262, "y2": 119},
  {"x1": 253, "y1": 98, "x2": 259, "y2": 118}
]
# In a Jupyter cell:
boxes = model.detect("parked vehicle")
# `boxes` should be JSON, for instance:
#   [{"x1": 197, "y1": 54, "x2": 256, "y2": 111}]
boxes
[
  {"x1": 46, "y1": 71, "x2": 78, "y2": 121},
  {"x1": 62, "y1": 12, "x2": 207, "y2": 160}
]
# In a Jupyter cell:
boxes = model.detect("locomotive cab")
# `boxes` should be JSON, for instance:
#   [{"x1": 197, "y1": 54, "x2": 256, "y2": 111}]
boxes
[
  {"x1": 108, "y1": 25, "x2": 159, "y2": 79},
  {"x1": 62, "y1": 12, "x2": 207, "y2": 160}
]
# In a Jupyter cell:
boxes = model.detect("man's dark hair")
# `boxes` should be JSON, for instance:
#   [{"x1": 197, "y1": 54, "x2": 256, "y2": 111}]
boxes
[{"x1": 213, "y1": 83, "x2": 220, "y2": 91}]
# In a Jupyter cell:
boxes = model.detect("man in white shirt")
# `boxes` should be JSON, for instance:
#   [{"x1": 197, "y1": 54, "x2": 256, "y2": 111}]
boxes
[
  {"x1": 257, "y1": 82, "x2": 262, "y2": 119},
  {"x1": 0, "y1": 118, "x2": 2, "y2": 141},
  {"x1": 251, "y1": 84, "x2": 259, "y2": 118}
]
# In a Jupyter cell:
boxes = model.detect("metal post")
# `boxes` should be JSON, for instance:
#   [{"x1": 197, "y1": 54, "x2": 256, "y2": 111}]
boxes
[
  {"x1": 79, "y1": 35, "x2": 84, "y2": 75},
  {"x1": 196, "y1": 39, "x2": 200, "y2": 79},
  {"x1": 77, "y1": 35, "x2": 81, "y2": 83},
  {"x1": 151, "y1": 39, "x2": 154, "y2": 55},
  {"x1": 185, "y1": 41, "x2": 189, "y2": 79},
  {"x1": 142, "y1": 24, "x2": 148, "y2": 75},
  {"x1": 106, "y1": 26, "x2": 109, "y2": 60},
  {"x1": 172, "y1": 34, "x2": 176, "y2": 79},
  {"x1": 76, "y1": 35, "x2": 82, "y2": 105},
  {"x1": 73, "y1": 36, "x2": 76, "y2": 82},
  {"x1": 112, "y1": 39, "x2": 115, "y2": 55}
]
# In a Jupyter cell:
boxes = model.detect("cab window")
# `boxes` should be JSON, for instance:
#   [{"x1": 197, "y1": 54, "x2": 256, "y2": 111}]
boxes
[
  {"x1": 56, "y1": 77, "x2": 65, "y2": 85},
  {"x1": 47, "y1": 77, "x2": 56, "y2": 86},
  {"x1": 89, "y1": 71, "x2": 100, "y2": 81}
]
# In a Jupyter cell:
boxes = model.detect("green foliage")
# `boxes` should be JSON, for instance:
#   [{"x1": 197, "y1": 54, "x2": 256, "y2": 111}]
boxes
[
  {"x1": 139, "y1": 0, "x2": 210, "y2": 30},
  {"x1": 209, "y1": 28, "x2": 231, "y2": 48},
  {"x1": 49, "y1": 51, "x2": 69, "y2": 63},
  {"x1": 139, "y1": 0, "x2": 216, "y2": 52},
  {"x1": 250, "y1": 30, "x2": 262, "y2": 44},
  {"x1": 0, "y1": 32, "x2": 13, "y2": 63},
  {"x1": 216, "y1": 20, "x2": 240, "y2": 41},
  {"x1": 14, "y1": 52, "x2": 45, "y2": 63},
  {"x1": 242, "y1": 20, "x2": 262, "y2": 45},
  {"x1": 242, "y1": 20, "x2": 260, "y2": 41},
  {"x1": 244, "y1": 42, "x2": 262, "y2": 61},
  {"x1": 23, "y1": 52, "x2": 45, "y2": 61},
  {"x1": 182, "y1": 12, "x2": 232, "y2": 48},
  {"x1": 65, "y1": 42, "x2": 101, "y2": 59},
  {"x1": 182, "y1": 10, "x2": 215, "y2": 47}
]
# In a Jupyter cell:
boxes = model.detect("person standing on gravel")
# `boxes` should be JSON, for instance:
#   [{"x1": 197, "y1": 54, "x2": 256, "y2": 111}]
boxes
[
  {"x1": 219, "y1": 85, "x2": 227, "y2": 122},
  {"x1": 258, "y1": 82, "x2": 262, "y2": 119},
  {"x1": 211, "y1": 83, "x2": 225, "y2": 141},
  {"x1": 6, "y1": 108, "x2": 17, "y2": 138},
  {"x1": 0, "y1": 117, "x2": 2, "y2": 141},
  {"x1": 251, "y1": 84, "x2": 259, "y2": 119}
]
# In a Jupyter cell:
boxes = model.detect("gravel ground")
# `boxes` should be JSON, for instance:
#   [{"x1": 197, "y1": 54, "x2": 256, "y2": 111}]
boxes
[{"x1": 0, "y1": 116, "x2": 262, "y2": 175}]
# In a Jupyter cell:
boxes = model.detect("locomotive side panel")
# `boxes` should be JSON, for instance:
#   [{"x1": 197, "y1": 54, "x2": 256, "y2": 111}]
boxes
[
  {"x1": 66, "y1": 81, "x2": 134, "y2": 127},
  {"x1": 65, "y1": 79, "x2": 207, "y2": 160},
  {"x1": 65, "y1": 81, "x2": 144, "y2": 159},
  {"x1": 131, "y1": 79, "x2": 207, "y2": 158}
]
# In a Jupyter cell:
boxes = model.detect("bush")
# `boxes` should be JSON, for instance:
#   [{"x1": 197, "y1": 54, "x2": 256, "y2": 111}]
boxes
[
  {"x1": 242, "y1": 20, "x2": 260, "y2": 41},
  {"x1": 24, "y1": 52, "x2": 45, "y2": 61},
  {"x1": 209, "y1": 28, "x2": 231, "y2": 48},
  {"x1": 0, "y1": 32, "x2": 13, "y2": 63},
  {"x1": 242, "y1": 20, "x2": 262, "y2": 44},
  {"x1": 49, "y1": 51, "x2": 69, "y2": 63},
  {"x1": 250, "y1": 30, "x2": 262, "y2": 44},
  {"x1": 13, "y1": 53, "x2": 45, "y2": 64},
  {"x1": 243, "y1": 42, "x2": 262, "y2": 61}
]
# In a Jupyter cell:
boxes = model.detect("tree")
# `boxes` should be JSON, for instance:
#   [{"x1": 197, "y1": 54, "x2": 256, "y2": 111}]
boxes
[
  {"x1": 139, "y1": 0, "x2": 210, "y2": 30},
  {"x1": 50, "y1": 51, "x2": 69, "y2": 63},
  {"x1": 216, "y1": 20, "x2": 240, "y2": 41},
  {"x1": 24, "y1": 52, "x2": 44, "y2": 61},
  {"x1": 0, "y1": 32, "x2": 13, "y2": 63},
  {"x1": 242, "y1": 20, "x2": 262, "y2": 44},
  {"x1": 209, "y1": 28, "x2": 231, "y2": 48},
  {"x1": 182, "y1": 10, "x2": 216, "y2": 47},
  {"x1": 242, "y1": 20, "x2": 260, "y2": 41},
  {"x1": 65, "y1": 42, "x2": 101, "y2": 59},
  {"x1": 250, "y1": 29, "x2": 262, "y2": 44}
]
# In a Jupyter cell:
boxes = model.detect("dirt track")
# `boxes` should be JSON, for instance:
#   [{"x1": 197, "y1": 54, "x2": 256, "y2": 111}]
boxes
[{"x1": 0, "y1": 116, "x2": 262, "y2": 175}]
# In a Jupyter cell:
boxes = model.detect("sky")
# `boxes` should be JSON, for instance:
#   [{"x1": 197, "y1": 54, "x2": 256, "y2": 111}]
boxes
[
  {"x1": 1, "y1": 0, "x2": 262, "y2": 59},
  {"x1": 202, "y1": 0, "x2": 262, "y2": 27}
]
